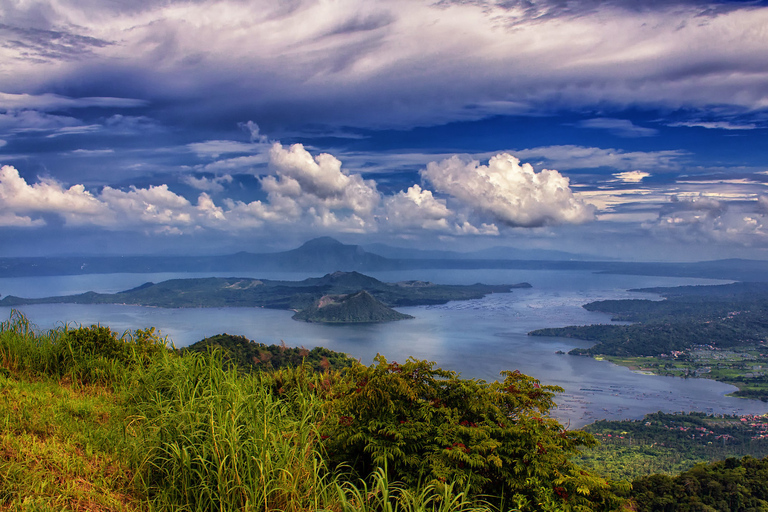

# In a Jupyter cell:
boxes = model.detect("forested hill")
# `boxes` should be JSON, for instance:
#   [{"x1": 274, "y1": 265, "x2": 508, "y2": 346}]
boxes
[{"x1": 182, "y1": 333, "x2": 358, "y2": 372}]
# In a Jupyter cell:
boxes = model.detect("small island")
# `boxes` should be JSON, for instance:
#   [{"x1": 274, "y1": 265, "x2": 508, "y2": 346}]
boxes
[{"x1": 0, "y1": 270, "x2": 530, "y2": 324}]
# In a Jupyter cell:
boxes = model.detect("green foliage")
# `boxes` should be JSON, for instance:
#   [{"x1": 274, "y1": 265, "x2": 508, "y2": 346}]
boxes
[
  {"x1": 183, "y1": 332, "x2": 357, "y2": 373},
  {"x1": 631, "y1": 456, "x2": 768, "y2": 511},
  {"x1": 578, "y1": 412, "x2": 768, "y2": 481},
  {"x1": 322, "y1": 355, "x2": 621, "y2": 512}
]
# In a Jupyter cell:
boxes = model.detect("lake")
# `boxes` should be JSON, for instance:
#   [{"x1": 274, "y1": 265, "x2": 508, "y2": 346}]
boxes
[{"x1": 2, "y1": 268, "x2": 767, "y2": 428}]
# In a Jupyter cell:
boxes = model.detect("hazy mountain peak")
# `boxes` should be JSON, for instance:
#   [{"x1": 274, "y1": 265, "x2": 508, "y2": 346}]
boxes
[{"x1": 298, "y1": 237, "x2": 347, "y2": 250}]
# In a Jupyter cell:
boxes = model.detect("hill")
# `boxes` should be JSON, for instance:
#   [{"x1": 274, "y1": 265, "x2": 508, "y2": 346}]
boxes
[
  {"x1": 293, "y1": 290, "x2": 414, "y2": 323},
  {"x1": 182, "y1": 333, "x2": 358, "y2": 371}
]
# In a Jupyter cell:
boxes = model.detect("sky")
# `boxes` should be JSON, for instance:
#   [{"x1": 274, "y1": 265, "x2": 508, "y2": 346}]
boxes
[{"x1": 2, "y1": 0, "x2": 768, "y2": 261}]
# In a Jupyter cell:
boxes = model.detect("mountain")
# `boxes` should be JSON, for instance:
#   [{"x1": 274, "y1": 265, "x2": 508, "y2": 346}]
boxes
[
  {"x1": 275, "y1": 238, "x2": 393, "y2": 271},
  {"x1": 292, "y1": 290, "x2": 414, "y2": 323}
]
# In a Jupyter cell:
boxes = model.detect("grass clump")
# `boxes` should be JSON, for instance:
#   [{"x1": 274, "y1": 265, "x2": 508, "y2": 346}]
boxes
[{"x1": 124, "y1": 350, "x2": 333, "y2": 511}]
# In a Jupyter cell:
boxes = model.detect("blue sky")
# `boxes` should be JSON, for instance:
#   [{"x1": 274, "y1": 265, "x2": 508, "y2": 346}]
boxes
[{"x1": 2, "y1": 0, "x2": 768, "y2": 260}]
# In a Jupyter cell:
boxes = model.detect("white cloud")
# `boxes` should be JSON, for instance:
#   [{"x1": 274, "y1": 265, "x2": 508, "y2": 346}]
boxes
[
  {"x1": 0, "y1": 110, "x2": 82, "y2": 135},
  {"x1": 0, "y1": 212, "x2": 45, "y2": 228},
  {"x1": 45, "y1": 125, "x2": 102, "y2": 138},
  {"x1": 188, "y1": 140, "x2": 265, "y2": 158},
  {"x1": 512, "y1": 145, "x2": 687, "y2": 172},
  {"x1": 645, "y1": 195, "x2": 768, "y2": 246},
  {"x1": 181, "y1": 174, "x2": 233, "y2": 193},
  {"x1": 0, "y1": 140, "x2": 5, "y2": 148},
  {"x1": 422, "y1": 153, "x2": 595, "y2": 227},
  {"x1": 70, "y1": 149, "x2": 115, "y2": 156},
  {"x1": 668, "y1": 121, "x2": 759, "y2": 130},
  {"x1": 0, "y1": 165, "x2": 107, "y2": 222},
  {"x1": 384, "y1": 184, "x2": 453, "y2": 231},
  {"x1": 239, "y1": 120, "x2": 269, "y2": 143},
  {"x1": 265, "y1": 142, "x2": 379, "y2": 218},
  {"x1": 198, "y1": 154, "x2": 270, "y2": 174},
  {"x1": 613, "y1": 171, "x2": 650, "y2": 183}
]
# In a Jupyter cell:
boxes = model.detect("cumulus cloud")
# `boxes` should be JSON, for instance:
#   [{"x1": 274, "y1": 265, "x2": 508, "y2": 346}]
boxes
[
  {"x1": 0, "y1": 165, "x2": 107, "y2": 223},
  {"x1": 422, "y1": 153, "x2": 595, "y2": 227},
  {"x1": 265, "y1": 143, "x2": 380, "y2": 218},
  {"x1": 645, "y1": 195, "x2": 768, "y2": 246},
  {"x1": 2, "y1": 145, "x2": 592, "y2": 237},
  {"x1": 0, "y1": 143, "x2": 384, "y2": 235},
  {"x1": 383, "y1": 184, "x2": 453, "y2": 231}
]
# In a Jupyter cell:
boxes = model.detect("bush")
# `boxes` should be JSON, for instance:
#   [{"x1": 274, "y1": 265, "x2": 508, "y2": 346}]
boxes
[{"x1": 321, "y1": 355, "x2": 623, "y2": 511}]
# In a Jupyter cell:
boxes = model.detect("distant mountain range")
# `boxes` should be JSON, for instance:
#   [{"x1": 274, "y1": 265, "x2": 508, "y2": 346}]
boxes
[
  {"x1": 362, "y1": 242, "x2": 595, "y2": 261},
  {"x1": 0, "y1": 236, "x2": 766, "y2": 282}
]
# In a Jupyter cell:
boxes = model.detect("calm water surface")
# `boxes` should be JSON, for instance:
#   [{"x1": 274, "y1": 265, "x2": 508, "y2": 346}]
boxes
[{"x1": 2, "y1": 268, "x2": 767, "y2": 427}]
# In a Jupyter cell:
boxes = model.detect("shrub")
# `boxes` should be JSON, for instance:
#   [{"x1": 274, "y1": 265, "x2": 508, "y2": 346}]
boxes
[{"x1": 321, "y1": 355, "x2": 622, "y2": 511}]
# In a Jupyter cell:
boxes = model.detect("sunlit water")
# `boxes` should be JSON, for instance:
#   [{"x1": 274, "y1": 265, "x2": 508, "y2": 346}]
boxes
[{"x1": 3, "y1": 268, "x2": 767, "y2": 428}]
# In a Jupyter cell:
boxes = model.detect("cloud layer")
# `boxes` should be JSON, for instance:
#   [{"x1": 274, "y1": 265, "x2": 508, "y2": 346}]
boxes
[
  {"x1": 0, "y1": 146, "x2": 594, "y2": 236},
  {"x1": 2, "y1": 1, "x2": 768, "y2": 130}
]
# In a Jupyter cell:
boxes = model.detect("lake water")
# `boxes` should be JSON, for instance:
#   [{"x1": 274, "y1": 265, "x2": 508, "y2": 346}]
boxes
[{"x1": 2, "y1": 268, "x2": 768, "y2": 428}]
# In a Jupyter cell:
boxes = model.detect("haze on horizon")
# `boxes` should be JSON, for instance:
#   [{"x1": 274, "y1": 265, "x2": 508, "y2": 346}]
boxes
[{"x1": 2, "y1": 0, "x2": 768, "y2": 262}]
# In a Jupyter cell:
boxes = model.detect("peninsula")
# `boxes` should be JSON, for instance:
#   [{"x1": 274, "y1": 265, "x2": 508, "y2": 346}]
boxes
[
  {"x1": 0, "y1": 271, "x2": 530, "y2": 324},
  {"x1": 529, "y1": 281, "x2": 768, "y2": 400}
]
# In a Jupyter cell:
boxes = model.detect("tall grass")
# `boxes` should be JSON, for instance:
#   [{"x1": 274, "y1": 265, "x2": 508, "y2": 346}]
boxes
[{"x1": 122, "y1": 349, "x2": 335, "y2": 511}]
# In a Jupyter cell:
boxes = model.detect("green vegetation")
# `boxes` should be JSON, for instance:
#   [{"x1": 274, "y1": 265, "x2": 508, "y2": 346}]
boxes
[
  {"x1": 0, "y1": 271, "x2": 527, "y2": 324},
  {"x1": 0, "y1": 310, "x2": 626, "y2": 511},
  {"x1": 576, "y1": 412, "x2": 768, "y2": 481},
  {"x1": 183, "y1": 332, "x2": 358, "y2": 372},
  {"x1": 529, "y1": 281, "x2": 768, "y2": 400},
  {"x1": 630, "y1": 456, "x2": 768, "y2": 511}
]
